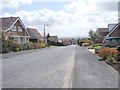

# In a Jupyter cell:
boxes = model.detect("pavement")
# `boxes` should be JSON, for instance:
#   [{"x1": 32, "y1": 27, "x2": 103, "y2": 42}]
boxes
[
  {"x1": 72, "y1": 47, "x2": 118, "y2": 88},
  {"x1": 88, "y1": 49, "x2": 95, "y2": 54},
  {"x1": 2, "y1": 45, "x2": 118, "y2": 88}
]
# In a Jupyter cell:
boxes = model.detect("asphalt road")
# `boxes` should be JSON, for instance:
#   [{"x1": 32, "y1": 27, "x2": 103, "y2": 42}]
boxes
[{"x1": 2, "y1": 45, "x2": 118, "y2": 88}]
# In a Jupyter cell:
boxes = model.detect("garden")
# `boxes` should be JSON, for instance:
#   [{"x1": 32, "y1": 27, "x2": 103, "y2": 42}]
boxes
[
  {"x1": 97, "y1": 46, "x2": 120, "y2": 73},
  {"x1": 1, "y1": 39, "x2": 46, "y2": 54}
]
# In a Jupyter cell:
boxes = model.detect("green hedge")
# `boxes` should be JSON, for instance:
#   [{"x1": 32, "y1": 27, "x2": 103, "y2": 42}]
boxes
[
  {"x1": 2, "y1": 40, "x2": 46, "y2": 53},
  {"x1": 19, "y1": 43, "x2": 34, "y2": 51},
  {"x1": 47, "y1": 41, "x2": 64, "y2": 46}
]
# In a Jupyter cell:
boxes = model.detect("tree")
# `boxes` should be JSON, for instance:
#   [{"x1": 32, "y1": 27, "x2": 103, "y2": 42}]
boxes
[
  {"x1": 46, "y1": 33, "x2": 50, "y2": 38},
  {"x1": 46, "y1": 33, "x2": 50, "y2": 42},
  {"x1": 89, "y1": 29, "x2": 99, "y2": 43}
]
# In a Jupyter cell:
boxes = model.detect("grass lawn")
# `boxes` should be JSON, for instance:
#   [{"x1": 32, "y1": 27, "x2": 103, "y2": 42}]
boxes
[{"x1": 87, "y1": 45, "x2": 103, "y2": 49}]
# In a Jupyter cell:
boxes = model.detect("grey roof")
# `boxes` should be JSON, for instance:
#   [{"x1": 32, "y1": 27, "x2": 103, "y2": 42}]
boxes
[
  {"x1": 97, "y1": 28, "x2": 109, "y2": 32},
  {"x1": 27, "y1": 28, "x2": 42, "y2": 40},
  {"x1": 0, "y1": 17, "x2": 19, "y2": 31}
]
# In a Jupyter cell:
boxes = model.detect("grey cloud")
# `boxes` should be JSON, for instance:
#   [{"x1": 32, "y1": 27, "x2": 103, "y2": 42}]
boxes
[{"x1": 96, "y1": 2, "x2": 118, "y2": 12}]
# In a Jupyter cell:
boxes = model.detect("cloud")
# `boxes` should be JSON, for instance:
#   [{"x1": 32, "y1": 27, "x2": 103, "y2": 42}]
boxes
[
  {"x1": 96, "y1": 2, "x2": 118, "y2": 12},
  {"x1": 0, "y1": 0, "x2": 32, "y2": 9},
  {"x1": 1, "y1": 0, "x2": 119, "y2": 37}
]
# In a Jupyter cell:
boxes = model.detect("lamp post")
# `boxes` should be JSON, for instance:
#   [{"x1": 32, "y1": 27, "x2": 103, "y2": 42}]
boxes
[{"x1": 43, "y1": 24, "x2": 49, "y2": 43}]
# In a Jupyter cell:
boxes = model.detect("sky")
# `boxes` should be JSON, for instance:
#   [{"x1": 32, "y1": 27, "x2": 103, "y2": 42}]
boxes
[{"x1": 0, "y1": 0, "x2": 119, "y2": 38}]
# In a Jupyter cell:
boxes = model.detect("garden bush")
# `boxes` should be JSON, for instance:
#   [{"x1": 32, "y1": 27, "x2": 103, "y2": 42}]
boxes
[
  {"x1": 2, "y1": 37, "x2": 46, "y2": 53},
  {"x1": 92, "y1": 44, "x2": 99, "y2": 47},
  {"x1": 2, "y1": 40, "x2": 20, "y2": 53},
  {"x1": 98, "y1": 48, "x2": 118, "y2": 60},
  {"x1": 2, "y1": 40, "x2": 34, "y2": 53},
  {"x1": 19, "y1": 43, "x2": 34, "y2": 51},
  {"x1": 116, "y1": 46, "x2": 120, "y2": 62},
  {"x1": 39, "y1": 42, "x2": 46, "y2": 48},
  {"x1": 47, "y1": 41, "x2": 64, "y2": 46},
  {"x1": 117, "y1": 53, "x2": 120, "y2": 62},
  {"x1": 117, "y1": 46, "x2": 120, "y2": 52},
  {"x1": 33, "y1": 43, "x2": 40, "y2": 49},
  {"x1": 2, "y1": 40, "x2": 9, "y2": 53},
  {"x1": 10, "y1": 41, "x2": 20, "y2": 52},
  {"x1": 106, "y1": 54, "x2": 118, "y2": 64}
]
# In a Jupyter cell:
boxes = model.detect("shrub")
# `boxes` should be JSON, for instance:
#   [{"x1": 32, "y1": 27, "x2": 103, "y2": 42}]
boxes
[
  {"x1": 2, "y1": 40, "x2": 20, "y2": 53},
  {"x1": 40, "y1": 42, "x2": 46, "y2": 48},
  {"x1": 92, "y1": 44, "x2": 99, "y2": 47},
  {"x1": 98, "y1": 48, "x2": 118, "y2": 60},
  {"x1": 2, "y1": 40, "x2": 9, "y2": 53},
  {"x1": 47, "y1": 41, "x2": 64, "y2": 46},
  {"x1": 19, "y1": 43, "x2": 34, "y2": 51},
  {"x1": 117, "y1": 46, "x2": 120, "y2": 52},
  {"x1": 116, "y1": 53, "x2": 120, "y2": 62},
  {"x1": 33, "y1": 43, "x2": 40, "y2": 49},
  {"x1": 106, "y1": 54, "x2": 117, "y2": 64},
  {"x1": 11, "y1": 41, "x2": 20, "y2": 52}
]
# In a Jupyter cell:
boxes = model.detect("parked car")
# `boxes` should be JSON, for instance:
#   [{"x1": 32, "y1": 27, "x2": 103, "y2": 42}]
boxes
[{"x1": 103, "y1": 37, "x2": 120, "y2": 47}]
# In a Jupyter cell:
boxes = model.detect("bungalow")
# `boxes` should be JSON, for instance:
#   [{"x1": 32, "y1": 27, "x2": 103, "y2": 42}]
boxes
[
  {"x1": 0, "y1": 17, "x2": 30, "y2": 43},
  {"x1": 49, "y1": 36, "x2": 58, "y2": 42},
  {"x1": 27, "y1": 28, "x2": 43, "y2": 42},
  {"x1": 97, "y1": 28, "x2": 109, "y2": 43}
]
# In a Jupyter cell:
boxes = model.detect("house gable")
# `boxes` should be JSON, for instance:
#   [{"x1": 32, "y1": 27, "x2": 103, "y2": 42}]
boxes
[
  {"x1": 107, "y1": 22, "x2": 120, "y2": 37},
  {"x1": 10, "y1": 20, "x2": 29, "y2": 36},
  {"x1": 0, "y1": 17, "x2": 30, "y2": 43},
  {"x1": 0, "y1": 17, "x2": 29, "y2": 37}
]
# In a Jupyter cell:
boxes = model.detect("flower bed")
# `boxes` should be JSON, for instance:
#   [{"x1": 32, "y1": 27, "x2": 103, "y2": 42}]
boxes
[{"x1": 97, "y1": 47, "x2": 120, "y2": 73}]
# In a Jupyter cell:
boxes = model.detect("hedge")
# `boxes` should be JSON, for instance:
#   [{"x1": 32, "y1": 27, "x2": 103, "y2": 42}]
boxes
[{"x1": 2, "y1": 40, "x2": 46, "y2": 53}]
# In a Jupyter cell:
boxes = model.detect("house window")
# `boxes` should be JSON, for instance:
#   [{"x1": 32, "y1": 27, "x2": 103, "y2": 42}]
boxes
[
  {"x1": 20, "y1": 37, "x2": 26, "y2": 43},
  {"x1": 11, "y1": 26, "x2": 16, "y2": 31},
  {"x1": 18, "y1": 26, "x2": 23, "y2": 32},
  {"x1": 13, "y1": 37, "x2": 19, "y2": 42}
]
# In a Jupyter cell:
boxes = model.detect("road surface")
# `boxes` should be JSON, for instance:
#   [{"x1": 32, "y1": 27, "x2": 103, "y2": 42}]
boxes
[{"x1": 2, "y1": 46, "x2": 118, "y2": 88}]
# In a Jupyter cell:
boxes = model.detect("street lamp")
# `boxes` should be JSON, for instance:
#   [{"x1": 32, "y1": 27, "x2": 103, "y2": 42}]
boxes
[{"x1": 44, "y1": 24, "x2": 49, "y2": 43}]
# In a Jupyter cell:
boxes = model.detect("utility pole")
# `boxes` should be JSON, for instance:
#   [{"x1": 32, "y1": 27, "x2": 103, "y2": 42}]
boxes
[
  {"x1": 44, "y1": 25, "x2": 45, "y2": 43},
  {"x1": 43, "y1": 24, "x2": 49, "y2": 43}
]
